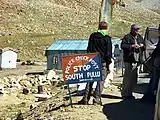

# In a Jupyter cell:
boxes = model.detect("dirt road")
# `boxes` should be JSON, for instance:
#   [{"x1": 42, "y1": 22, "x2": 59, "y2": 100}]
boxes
[{"x1": 0, "y1": 63, "x2": 45, "y2": 78}]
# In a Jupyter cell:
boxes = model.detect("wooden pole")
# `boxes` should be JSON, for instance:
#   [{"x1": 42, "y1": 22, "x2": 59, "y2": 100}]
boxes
[
  {"x1": 99, "y1": 0, "x2": 106, "y2": 23},
  {"x1": 38, "y1": 85, "x2": 43, "y2": 94},
  {"x1": 99, "y1": 0, "x2": 113, "y2": 34}
]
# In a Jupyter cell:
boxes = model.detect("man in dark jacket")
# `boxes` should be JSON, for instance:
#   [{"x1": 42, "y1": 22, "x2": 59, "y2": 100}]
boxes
[
  {"x1": 121, "y1": 24, "x2": 145, "y2": 100},
  {"x1": 78, "y1": 21, "x2": 112, "y2": 105}
]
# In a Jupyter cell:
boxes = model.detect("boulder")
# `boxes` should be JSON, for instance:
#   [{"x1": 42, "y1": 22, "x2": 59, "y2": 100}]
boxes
[{"x1": 46, "y1": 70, "x2": 56, "y2": 80}]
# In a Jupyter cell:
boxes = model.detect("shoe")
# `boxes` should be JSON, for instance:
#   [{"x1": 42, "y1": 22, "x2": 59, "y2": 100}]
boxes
[
  {"x1": 93, "y1": 99, "x2": 102, "y2": 105},
  {"x1": 78, "y1": 99, "x2": 88, "y2": 105},
  {"x1": 122, "y1": 96, "x2": 135, "y2": 100}
]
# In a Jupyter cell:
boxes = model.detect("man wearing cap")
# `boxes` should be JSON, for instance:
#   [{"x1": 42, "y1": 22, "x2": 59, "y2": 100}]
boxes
[
  {"x1": 78, "y1": 21, "x2": 112, "y2": 105},
  {"x1": 121, "y1": 24, "x2": 145, "y2": 100}
]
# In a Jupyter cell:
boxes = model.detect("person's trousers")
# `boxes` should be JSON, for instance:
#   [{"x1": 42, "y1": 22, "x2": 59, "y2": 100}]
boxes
[
  {"x1": 82, "y1": 63, "x2": 107, "y2": 102},
  {"x1": 121, "y1": 62, "x2": 138, "y2": 97}
]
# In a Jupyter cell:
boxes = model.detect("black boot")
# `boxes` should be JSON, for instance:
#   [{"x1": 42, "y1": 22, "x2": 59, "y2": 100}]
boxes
[
  {"x1": 78, "y1": 97, "x2": 89, "y2": 105},
  {"x1": 93, "y1": 91, "x2": 102, "y2": 105},
  {"x1": 78, "y1": 83, "x2": 93, "y2": 105},
  {"x1": 93, "y1": 98, "x2": 102, "y2": 105}
]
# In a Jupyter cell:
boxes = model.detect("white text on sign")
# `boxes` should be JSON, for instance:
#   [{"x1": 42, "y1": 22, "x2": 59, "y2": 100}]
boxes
[
  {"x1": 65, "y1": 55, "x2": 99, "y2": 74},
  {"x1": 65, "y1": 71, "x2": 101, "y2": 81}
]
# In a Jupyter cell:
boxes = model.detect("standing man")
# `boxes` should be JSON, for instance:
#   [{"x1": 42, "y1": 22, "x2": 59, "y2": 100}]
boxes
[
  {"x1": 78, "y1": 21, "x2": 112, "y2": 105},
  {"x1": 121, "y1": 24, "x2": 145, "y2": 100}
]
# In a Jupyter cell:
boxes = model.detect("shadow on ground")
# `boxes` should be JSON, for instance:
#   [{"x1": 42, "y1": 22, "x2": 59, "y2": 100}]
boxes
[
  {"x1": 133, "y1": 83, "x2": 149, "y2": 94},
  {"x1": 101, "y1": 94, "x2": 122, "y2": 99},
  {"x1": 103, "y1": 99, "x2": 155, "y2": 120}
]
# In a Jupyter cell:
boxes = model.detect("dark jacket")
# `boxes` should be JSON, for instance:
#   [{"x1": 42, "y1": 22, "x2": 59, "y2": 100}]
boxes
[
  {"x1": 121, "y1": 33, "x2": 145, "y2": 63},
  {"x1": 152, "y1": 36, "x2": 160, "y2": 68},
  {"x1": 87, "y1": 31, "x2": 112, "y2": 67}
]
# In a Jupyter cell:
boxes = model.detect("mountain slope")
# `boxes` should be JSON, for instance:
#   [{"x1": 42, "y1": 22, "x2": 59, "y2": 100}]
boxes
[{"x1": 0, "y1": 0, "x2": 159, "y2": 60}]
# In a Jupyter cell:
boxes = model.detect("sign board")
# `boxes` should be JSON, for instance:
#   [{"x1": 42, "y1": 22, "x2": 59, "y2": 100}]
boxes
[{"x1": 62, "y1": 53, "x2": 102, "y2": 84}]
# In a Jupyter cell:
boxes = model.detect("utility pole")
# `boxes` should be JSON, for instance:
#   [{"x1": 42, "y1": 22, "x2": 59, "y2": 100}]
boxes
[
  {"x1": 99, "y1": 0, "x2": 125, "y2": 30},
  {"x1": 99, "y1": 0, "x2": 114, "y2": 23},
  {"x1": 99, "y1": 0, "x2": 114, "y2": 33}
]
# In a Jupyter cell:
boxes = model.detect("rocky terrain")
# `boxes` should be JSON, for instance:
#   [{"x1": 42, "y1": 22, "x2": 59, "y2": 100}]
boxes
[
  {"x1": 0, "y1": 64, "x2": 155, "y2": 120},
  {"x1": 0, "y1": 63, "x2": 122, "y2": 120}
]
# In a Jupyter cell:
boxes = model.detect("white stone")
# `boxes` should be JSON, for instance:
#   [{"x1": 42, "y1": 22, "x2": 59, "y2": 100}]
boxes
[
  {"x1": 46, "y1": 70, "x2": 56, "y2": 80},
  {"x1": 52, "y1": 75, "x2": 59, "y2": 80},
  {"x1": 35, "y1": 93, "x2": 51, "y2": 99},
  {"x1": 38, "y1": 75, "x2": 46, "y2": 81}
]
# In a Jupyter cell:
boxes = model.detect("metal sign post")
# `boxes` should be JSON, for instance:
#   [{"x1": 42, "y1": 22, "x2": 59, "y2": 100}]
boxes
[
  {"x1": 62, "y1": 53, "x2": 102, "y2": 107},
  {"x1": 67, "y1": 84, "x2": 73, "y2": 108}
]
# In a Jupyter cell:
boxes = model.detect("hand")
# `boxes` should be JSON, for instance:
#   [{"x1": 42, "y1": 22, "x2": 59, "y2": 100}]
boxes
[
  {"x1": 132, "y1": 44, "x2": 140, "y2": 48},
  {"x1": 107, "y1": 70, "x2": 111, "y2": 74},
  {"x1": 140, "y1": 43, "x2": 144, "y2": 47},
  {"x1": 106, "y1": 66, "x2": 111, "y2": 74}
]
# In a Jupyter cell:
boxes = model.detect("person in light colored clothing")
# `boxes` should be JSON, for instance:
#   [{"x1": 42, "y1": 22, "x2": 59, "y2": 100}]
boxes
[{"x1": 104, "y1": 58, "x2": 114, "y2": 88}]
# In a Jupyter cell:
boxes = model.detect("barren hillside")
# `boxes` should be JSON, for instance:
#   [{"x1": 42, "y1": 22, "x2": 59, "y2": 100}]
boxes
[
  {"x1": 0, "y1": 0, "x2": 160, "y2": 60},
  {"x1": 0, "y1": 0, "x2": 101, "y2": 36}
]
